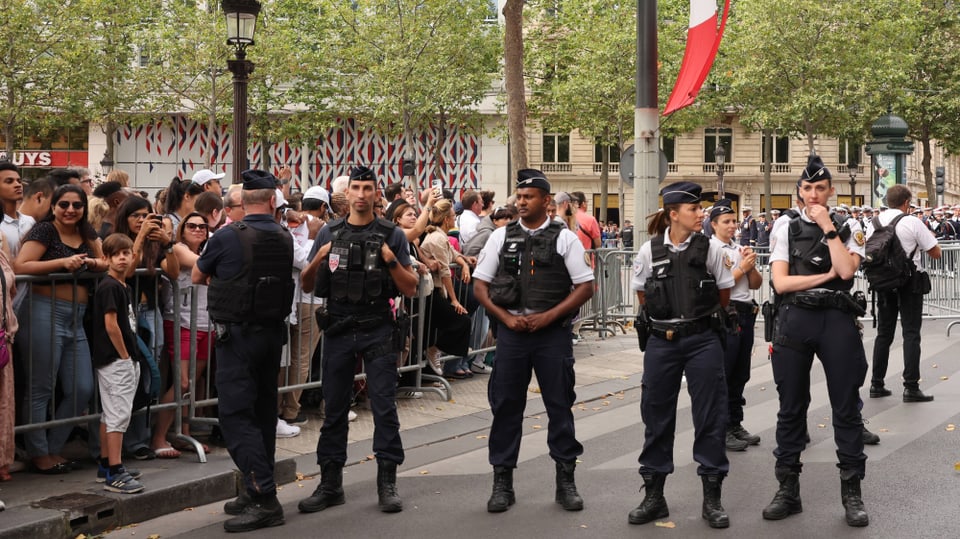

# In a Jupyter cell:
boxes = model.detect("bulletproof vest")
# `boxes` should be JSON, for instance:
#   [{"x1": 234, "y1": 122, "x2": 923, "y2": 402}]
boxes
[
  {"x1": 643, "y1": 233, "x2": 720, "y2": 320},
  {"x1": 786, "y1": 212, "x2": 853, "y2": 291},
  {"x1": 315, "y1": 218, "x2": 399, "y2": 316},
  {"x1": 495, "y1": 220, "x2": 572, "y2": 312},
  {"x1": 208, "y1": 222, "x2": 295, "y2": 323}
]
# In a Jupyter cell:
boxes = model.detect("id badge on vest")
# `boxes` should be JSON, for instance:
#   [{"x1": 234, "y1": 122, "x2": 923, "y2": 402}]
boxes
[{"x1": 329, "y1": 245, "x2": 349, "y2": 272}]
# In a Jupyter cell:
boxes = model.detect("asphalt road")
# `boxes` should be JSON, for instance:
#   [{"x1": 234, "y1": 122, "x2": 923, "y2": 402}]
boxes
[{"x1": 108, "y1": 324, "x2": 960, "y2": 539}]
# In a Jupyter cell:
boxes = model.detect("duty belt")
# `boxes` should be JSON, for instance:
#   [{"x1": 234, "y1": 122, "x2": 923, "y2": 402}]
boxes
[
  {"x1": 782, "y1": 290, "x2": 864, "y2": 316},
  {"x1": 731, "y1": 300, "x2": 759, "y2": 315},
  {"x1": 650, "y1": 316, "x2": 714, "y2": 341}
]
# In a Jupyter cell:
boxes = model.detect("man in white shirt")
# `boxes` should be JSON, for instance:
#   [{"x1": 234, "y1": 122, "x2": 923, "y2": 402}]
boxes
[
  {"x1": 867, "y1": 184, "x2": 940, "y2": 402},
  {"x1": 457, "y1": 189, "x2": 483, "y2": 245},
  {"x1": 0, "y1": 162, "x2": 34, "y2": 257}
]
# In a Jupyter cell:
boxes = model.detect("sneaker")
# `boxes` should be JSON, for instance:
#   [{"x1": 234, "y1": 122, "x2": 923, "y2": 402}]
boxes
[
  {"x1": 348, "y1": 410, "x2": 358, "y2": 422},
  {"x1": 97, "y1": 464, "x2": 142, "y2": 483},
  {"x1": 397, "y1": 391, "x2": 423, "y2": 399},
  {"x1": 104, "y1": 471, "x2": 145, "y2": 494},
  {"x1": 282, "y1": 413, "x2": 309, "y2": 427},
  {"x1": 132, "y1": 447, "x2": 156, "y2": 461},
  {"x1": 426, "y1": 346, "x2": 443, "y2": 375},
  {"x1": 470, "y1": 361, "x2": 491, "y2": 374},
  {"x1": 276, "y1": 418, "x2": 301, "y2": 438}
]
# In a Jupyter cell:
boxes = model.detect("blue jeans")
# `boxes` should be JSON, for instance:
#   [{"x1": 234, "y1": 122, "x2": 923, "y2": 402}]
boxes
[{"x1": 21, "y1": 295, "x2": 93, "y2": 458}]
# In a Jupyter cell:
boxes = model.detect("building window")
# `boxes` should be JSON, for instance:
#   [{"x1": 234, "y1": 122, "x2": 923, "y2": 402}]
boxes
[
  {"x1": 594, "y1": 142, "x2": 621, "y2": 163},
  {"x1": 660, "y1": 136, "x2": 676, "y2": 163},
  {"x1": 762, "y1": 135, "x2": 790, "y2": 163},
  {"x1": 543, "y1": 132, "x2": 570, "y2": 163},
  {"x1": 840, "y1": 139, "x2": 862, "y2": 166},
  {"x1": 704, "y1": 127, "x2": 732, "y2": 164},
  {"x1": 484, "y1": 0, "x2": 498, "y2": 23}
]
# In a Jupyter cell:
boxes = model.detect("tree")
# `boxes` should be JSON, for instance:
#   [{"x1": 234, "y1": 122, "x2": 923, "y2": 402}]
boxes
[
  {"x1": 0, "y1": 1, "x2": 88, "y2": 154},
  {"x1": 503, "y1": 0, "x2": 528, "y2": 179}
]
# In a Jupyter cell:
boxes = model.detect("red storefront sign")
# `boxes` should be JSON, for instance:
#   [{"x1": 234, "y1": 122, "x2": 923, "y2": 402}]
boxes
[{"x1": 0, "y1": 150, "x2": 88, "y2": 168}]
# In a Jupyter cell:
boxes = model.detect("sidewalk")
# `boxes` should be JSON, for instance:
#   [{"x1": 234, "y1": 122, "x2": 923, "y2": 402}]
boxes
[{"x1": 0, "y1": 329, "x2": 646, "y2": 539}]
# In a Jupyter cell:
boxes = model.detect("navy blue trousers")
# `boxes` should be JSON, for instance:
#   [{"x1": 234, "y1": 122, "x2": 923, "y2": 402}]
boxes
[
  {"x1": 639, "y1": 330, "x2": 729, "y2": 476},
  {"x1": 216, "y1": 323, "x2": 284, "y2": 498},
  {"x1": 724, "y1": 308, "x2": 757, "y2": 426},
  {"x1": 487, "y1": 322, "x2": 582, "y2": 468},
  {"x1": 771, "y1": 305, "x2": 867, "y2": 477},
  {"x1": 316, "y1": 323, "x2": 404, "y2": 465}
]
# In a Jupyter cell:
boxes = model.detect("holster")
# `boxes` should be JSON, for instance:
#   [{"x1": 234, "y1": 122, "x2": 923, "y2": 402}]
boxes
[
  {"x1": 635, "y1": 309, "x2": 650, "y2": 352},
  {"x1": 761, "y1": 301, "x2": 775, "y2": 343},
  {"x1": 393, "y1": 312, "x2": 411, "y2": 352}
]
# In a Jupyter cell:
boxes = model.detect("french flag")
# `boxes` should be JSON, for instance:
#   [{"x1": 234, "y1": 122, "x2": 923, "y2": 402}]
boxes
[{"x1": 663, "y1": 0, "x2": 731, "y2": 116}]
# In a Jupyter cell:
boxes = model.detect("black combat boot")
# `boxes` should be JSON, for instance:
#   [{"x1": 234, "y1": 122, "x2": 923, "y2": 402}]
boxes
[
  {"x1": 729, "y1": 423, "x2": 761, "y2": 445},
  {"x1": 487, "y1": 466, "x2": 516, "y2": 513},
  {"x1": 555, "y1": 461, "x2": 584, "y2": 511},
  {"x1": 762, "y1": 468, "x2": 802, "y2": 520},
  {"x1": 725, "y1": 429, "x2": 748, "y2": 451},
  {"x1": 376, "y1": 459, "x2": 403, "y2": 513},
  {"x1": 903, "y1": 387, "x2": 934, "y2": 402},
  {"x1": 840, "y1": 475, "x2": 869, "y2": 527},
  {"x1": 223, "y1": 494, "x2": 284, "y2": 533},
  {"x1": 701, "y1": 475, "x2": 729, "y2": 528},
  {"x1": 628, "y1": 472, "x2": 669, "y2": 525},
  {"x1": 298, "y1": 460, "x2": 346, "y2": 513},
  {"x1": 224, "y1": 489, "x2": 252, "y2": 516}
]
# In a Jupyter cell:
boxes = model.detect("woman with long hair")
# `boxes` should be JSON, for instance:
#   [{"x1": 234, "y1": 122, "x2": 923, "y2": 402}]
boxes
[
  {"x1": 15, "y1": 185, "x2": 106, "y2": 474},
  {"x1": 419, "y1": 200, "x2": 473, "y2": 379},
  {"x1": 0, "y1": 235, "x2": 18, "y2": 488},
  {"x1": 150, "y1": 212, "x2": 212, "y2": 458},
  {"x1": 628, "y1": 182, "x2": 734, "y2": 528}
]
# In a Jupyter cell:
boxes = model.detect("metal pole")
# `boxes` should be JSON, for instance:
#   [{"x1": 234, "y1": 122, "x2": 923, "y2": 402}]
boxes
[
  {"x1": 228, "y1": 50, "x2": 254, "y2": 184},
  {"x1": 634, "y1": 0, "x2": 659, "y2": 248}
]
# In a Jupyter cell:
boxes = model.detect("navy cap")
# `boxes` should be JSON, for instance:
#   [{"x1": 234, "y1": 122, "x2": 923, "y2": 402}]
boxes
[
  {"x1": 799, "y1": 155, "x2": 832, "y2": 182},
  {"x1": 241, "y1": 169, "x2": 277, "y2": 190},
  {"x1": 709, "y1": 198, "x2": 735, "y2": 221},
  {"x1": 661, "y1": 181, "x2": 702, "y2": 205},
  {"x1": 350, "y1": 166, "x2": 376, "y2": 182},
  {"x1": 516, "y1": 168, "x2": 551, "y2": 192}
]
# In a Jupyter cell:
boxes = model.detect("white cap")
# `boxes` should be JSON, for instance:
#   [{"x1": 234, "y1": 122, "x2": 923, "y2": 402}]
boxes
[
  {"x1": 303, "y1": 185, "x2": 330, "y2": 205},
  {"x1": 275, "y1": 189, "x2": 287, "y2": 208},
  {"x1": 191, "y1": 169, "x2": 226, "y2": 186}
]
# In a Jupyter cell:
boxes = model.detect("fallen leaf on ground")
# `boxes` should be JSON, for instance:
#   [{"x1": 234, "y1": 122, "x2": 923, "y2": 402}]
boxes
[
  {"x1": 954, "y1": 462, "x2": 960, "y2": 472},
  {"x1": 932, "y1": 364, "x2": 939, "y2": 368},
  {"x1": 655, "y1": 521, "x2": 676, "y2": 528},
  {"x1": 817, "y1": 424, "x2": 826, "y2": 429},
  {"x1": 760, "y1": 386, "x2": 766, "y2": 391},
  {"x1": 946, "y1": 424, "x2": 956, "y2": 432},
  {"x1": 435, "y1": 407, "x2": 444, "y2": 411},
  {"x1": 580, "y1": 524, "x2": 588, "y2": 528},
  {"x1": 530, "y1": 388, "x2": 542, "y2": 393},
  {"x1": 148, "y1": 535, "x2": 161, "y2": 539},
  {"x1": 602, "y1": 401, "x2": 610, "y2": 406},
  {"x1": 476, "y1": 435, "x2": 488, "y2": 439},
  {"x1": 940, "y1": 376, "x2": 949, "y2": 380},
  {"x1": 532, "y1": 425, "x2": 542, "y2": 429},
  {"x1": 367, "y1": 454, "x2": 375, "y2": 460},
  {"x1": 420, "y1": 470, "x2": 430, "y2": 475},
  {"x1": 879, "y1": 428, "x2": 889, "y2": 433},
  {"x1": 295, "y1": 472, "x2": 305, "y2": 481}
]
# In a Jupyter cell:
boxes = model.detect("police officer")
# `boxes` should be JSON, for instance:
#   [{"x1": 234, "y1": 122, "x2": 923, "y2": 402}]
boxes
[
  {"x1": 193, "y1": 169, "x2": 294, "y2": 533},
  {"x1": 708, "y1": 199, "x2": 762, "y2": 451},
  {"x1": 628, "y1": 182, "x2": 734, "y2": 529},
  {"x1": 472, "y1": 169, "x2": 594, "y2": 513},
  {"x1": 298, "y1": 166, "x2": 418, "y2": 514},
  {"x1": 763, "y1": 156, "x2": 870, "y2": 527}
]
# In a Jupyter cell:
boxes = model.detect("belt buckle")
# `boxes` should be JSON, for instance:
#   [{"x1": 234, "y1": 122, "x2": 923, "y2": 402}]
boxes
[{"x1": 665, "y1": 329, "x2": 675, "y2": 340}]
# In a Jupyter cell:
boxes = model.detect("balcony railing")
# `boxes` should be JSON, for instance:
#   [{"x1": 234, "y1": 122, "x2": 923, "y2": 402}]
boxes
[{"x1": 528, "y1": 161, "x2": 857, "y2": 179}]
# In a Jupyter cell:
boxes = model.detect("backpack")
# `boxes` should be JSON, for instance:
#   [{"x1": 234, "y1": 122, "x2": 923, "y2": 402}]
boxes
[{"x1": 862, "y1": 214, "x2": 916, "y2": 292}]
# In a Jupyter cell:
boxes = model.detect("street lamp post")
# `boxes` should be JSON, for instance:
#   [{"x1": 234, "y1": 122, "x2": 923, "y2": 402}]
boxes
[
  {"x1": 848, "y1": 160, "x2": 858, "y2": 205},
  {"x1": 715, "y1": 144, "x2": 726, "y2": 199},
  {"x1": 222, "y1": 0, "x2": 261, "y2": 184}
]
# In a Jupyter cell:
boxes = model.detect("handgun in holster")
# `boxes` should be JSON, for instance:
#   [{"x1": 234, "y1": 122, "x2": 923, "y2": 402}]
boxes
[
  {"x1": 635, "y1": 309, "x2": 651, "y2": 352},
  {"x1": 761, "y1": 300, "x2": 776, "y2": 343}
]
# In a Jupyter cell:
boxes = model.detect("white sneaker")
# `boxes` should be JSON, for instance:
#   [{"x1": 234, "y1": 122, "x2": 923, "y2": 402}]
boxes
[
  {"x1": 276, "y1": 418, "x2": 301, "y2": 438},
  {"x1": 348, "y1": 410, "x2": 358, "y2": 422},
  {"x1": 470, "y1": 361, "x2": 491, "y2": 374},
  {"x1": 397, "y1": 391, "x2": 423, "y2": 399},
  {"x1": 425, "y1": 346, "x2": 443, "y2": 375}
]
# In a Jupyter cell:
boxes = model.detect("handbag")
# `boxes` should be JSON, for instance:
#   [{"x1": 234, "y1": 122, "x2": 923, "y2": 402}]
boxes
[{"x1": 0, "y1": 268, "x2": 10, "y2": 369}]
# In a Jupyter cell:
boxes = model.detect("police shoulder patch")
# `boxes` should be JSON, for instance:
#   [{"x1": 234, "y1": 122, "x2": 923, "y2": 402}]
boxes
[{"x1": 854, "y1": 230, "x2": 866, "y2": 246}]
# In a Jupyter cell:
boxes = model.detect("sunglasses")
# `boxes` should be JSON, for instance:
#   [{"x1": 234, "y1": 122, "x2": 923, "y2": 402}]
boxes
[
  {"x1": 57, "y1": 201, "x2": 85, "y2": 210},
  {"x1": 185, "y1": 222, "x2": 208, "y2": 231}
]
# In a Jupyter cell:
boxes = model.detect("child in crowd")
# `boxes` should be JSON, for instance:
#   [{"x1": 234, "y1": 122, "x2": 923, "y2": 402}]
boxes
[{"x1": 93, "y1": 233, "x2": 145, "y2": 493}]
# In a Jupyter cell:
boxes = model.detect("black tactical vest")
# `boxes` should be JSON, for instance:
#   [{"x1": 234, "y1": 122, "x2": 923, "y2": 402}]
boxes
[
  {"x1": 643, "y1": 233, "x2": 720, "y2": 320},
  {"x1": 494, "y1": 220, "x2": 572, "y2": 312},
  {"x1": 208, "y1": 222, "x2": 294, "y2": 323},
  {"x1": 315, "y1": 218, "x2": 399, "y2": 316},
  {"x1": 786, "y1": 212, "x2": 853, "y2": 291}
]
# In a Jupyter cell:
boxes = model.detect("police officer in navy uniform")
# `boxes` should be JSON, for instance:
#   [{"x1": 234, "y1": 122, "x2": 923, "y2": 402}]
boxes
[
  {"x1": 628, "y1": 182, "x2": 735, "y2": 529},
  {"x1": 193, "y1": 169, "x2": 294, "y2": 533},
  {"x1": 708, "y1": 199, "x2": 763, "y2": 451},
  {"x1": 299, "y1": 166, "x2": 418, "y2": 514},
  {"x1": 763, "y1": 156, "x2": 870, "y2": 527},
  {"x1": 473, "y1": 169, "x2": 594, "y2": 513}
]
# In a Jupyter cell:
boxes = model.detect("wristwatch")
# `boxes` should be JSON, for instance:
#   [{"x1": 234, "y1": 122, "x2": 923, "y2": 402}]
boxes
[
  {"x1": 163, "y1": 241, "x2": 175, "y2": 253},
  {"x1": 824, "y1": 229, "x2": 839, "y2": 240},
  {"x1": 386, "y1": 259, "x2": 399, "y2": 269}
]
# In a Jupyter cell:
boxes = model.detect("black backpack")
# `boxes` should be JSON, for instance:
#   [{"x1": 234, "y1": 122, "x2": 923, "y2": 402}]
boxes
[{"x1": 862, "y1": 214, "x2": 916, "y2": 292}]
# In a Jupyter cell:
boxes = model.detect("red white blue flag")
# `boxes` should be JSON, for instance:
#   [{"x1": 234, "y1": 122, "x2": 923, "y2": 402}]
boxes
[{"x1": 663, "y1": 0, "x2": 731, "y2": 116}]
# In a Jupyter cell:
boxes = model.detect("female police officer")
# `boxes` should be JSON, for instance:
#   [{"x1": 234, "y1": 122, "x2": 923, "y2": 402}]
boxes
[
  {"x1": 762, "y1": 156, "x2": 869, "y2": 527},
  {"x1": 628, "y1": 182, "x2": 734, "y2": 529},
  {"x1": 708, "y1": 199, "x2": 762, "y2": 451}
]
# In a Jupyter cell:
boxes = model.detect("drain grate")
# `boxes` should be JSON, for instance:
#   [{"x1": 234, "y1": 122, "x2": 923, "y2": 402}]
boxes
[{"x1": 33, "y1": 492, "x2": 118, "y2": 534}]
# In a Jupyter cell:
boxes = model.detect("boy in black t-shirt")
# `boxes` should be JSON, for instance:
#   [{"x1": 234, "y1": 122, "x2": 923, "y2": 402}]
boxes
[{"x1": 93, "y1": 234, "x2": 145, "y2": 494}]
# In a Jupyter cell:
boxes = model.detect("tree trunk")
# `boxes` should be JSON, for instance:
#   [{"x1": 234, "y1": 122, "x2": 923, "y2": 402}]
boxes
[
  {"x1": 206, "y1": 67, "x2": 218, "y2": 169},
  {"x1": 762, "y1": 128, "x2": 772, "y2": 213},
  {"x1": 434, "y1": 108, "x2": 447, "y2": 188},
  {"x1": 104, "y1": 119, "x2": 117, "y2": 174},
  {"x1": 599, "y1": 128, "x2": 610, "y2": 225},
  {"x1": 403, "y1": 108, "x2": 418, "y2": 199},
  {"x1": 921, "y1": 130, "x2": 934, "y2": 206},
  {"x1": 503, "y1": 0, "x2": 528, "y2": 178}
]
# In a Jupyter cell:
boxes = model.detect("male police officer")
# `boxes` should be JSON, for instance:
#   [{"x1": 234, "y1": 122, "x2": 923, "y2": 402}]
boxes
[
  {"x1": 193, "y1": 169, "x2": 294, "y2": 533},
  {"x1": 473, "y1": 169, "x2": 594, "y2": 513},
  {"x1": 299, "y1": 166, "x2": 418, "y2": 514},
  {"x1": 763, "y1": 156, "x2": 870, "y2": 527}
]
